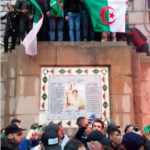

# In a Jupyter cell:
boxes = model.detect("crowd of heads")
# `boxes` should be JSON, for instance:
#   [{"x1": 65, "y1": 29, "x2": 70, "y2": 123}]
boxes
[{"x1": 1, "y1": 117, "x2": 150, "y2": 150}]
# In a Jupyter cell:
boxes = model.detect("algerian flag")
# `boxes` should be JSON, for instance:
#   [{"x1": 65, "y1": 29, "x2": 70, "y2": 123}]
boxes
[
  {"x1": 22, "y1": 0, "x2": 43, "y2": 56},
  {"x1": 50, "y1": 0, "x2": 63, "y2": 17},
  {"x1": 84, "y1": 0, "x2": 127, "y2": 32}
]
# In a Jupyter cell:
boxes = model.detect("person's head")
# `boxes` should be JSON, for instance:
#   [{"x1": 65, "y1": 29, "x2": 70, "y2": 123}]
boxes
[
  {"x1": 124, "y1": 125, "x2": 133, "y2": 133},
  {"x1": 1, "y1": 128, "x2": 5, "y2": 137},
  {"x1": 106, "y1": 122, "x2": 120, "y2": 133},
  {"x1": 122, "y1": 132, "x2": 143, "y2": 150},
  {"x1": 6, "y1": 2, "x2": 13, "y2": 11},
  {"x1": 64, "y1": 139, "x2": 86, "y2": 150},
  {"x1": 11, "y1": 119, "x2": 21, "y2": 126},
  {"x1": 5, "y1": 124, "x2": 26, "y2": 145},
  {"x1": 31, "y1": 123, "x2": 42, "y2": 131},
  {"x1": 76, "y1": 117, "x2": 86, "y2": 127},
  {"x1": 87, "y1": 131, "x2": 111, "y2": 150},
  {"x1": 41, "y1": 123, "x2": 61, "y2": 150},
  {"x1": 72, "y1": 90, "x2": 78, "y2": 97},
  {"x1": 92, "y1": 119, "x2": 104, "y2": 132},
  {"x1": 108, "y1": 128, "x2": 122, "y2": 146}
]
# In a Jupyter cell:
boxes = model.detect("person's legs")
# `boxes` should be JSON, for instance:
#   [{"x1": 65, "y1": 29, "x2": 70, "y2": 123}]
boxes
[
  {"x1": 68, "y1": 13, "x2": 75, "y2": 41},
  {"x1": 75, "y1": 13, "x2": 81, "y2": 41},
  {"x1": 57, "y1": 17, "x2": 64, "y2": 41},
  {"x1": 4, "y1": 29, "x2": 11, "y2": 52},
  {"x1": 18, "y1": 17, "x2": 26, "y2": 42},
  {"x1": 49, "y1": 16, "x2": 56, "y2": 41},
  {"x1": 89, "y1": 16, "x2": 95, "y2": 41},
  {"x1": 140, "y1": 43, "x2": 150, "y2": 56},
  {"x1": 11, "y1": 30, "x2": 17, "y2": 49},
  {"x1": 82, "y1": 10, "x2": 89, "y2": 41}
]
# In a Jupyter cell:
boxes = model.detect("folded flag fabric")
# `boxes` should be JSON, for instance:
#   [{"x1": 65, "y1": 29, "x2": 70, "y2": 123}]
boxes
[
  {"x1": 83, "y1": 0, "x2": 127, "y2": 32},
  {"x1": 50, "y1": 0, "x2": 64, "y2": 17},
  {"x1": 22, "y1": 0, "x2": 43, "y2": 56}
]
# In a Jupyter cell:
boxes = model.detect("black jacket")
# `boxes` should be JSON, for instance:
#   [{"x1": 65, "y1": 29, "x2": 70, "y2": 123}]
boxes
[
  {"x1": 15, "y1": 0, "x2": 34, "y2": 18},
  {"x1": 1, "y1": 12, "x2": 19, "y2": 30},
  {"x1": 1, "y1": 138, "x2": 21, "y2": 150},
  {"x1": 64, "y1": 0, "x2": 80, "y2": 16}
]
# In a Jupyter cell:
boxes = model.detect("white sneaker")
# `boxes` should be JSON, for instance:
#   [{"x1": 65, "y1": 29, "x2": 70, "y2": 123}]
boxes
[{"x1": 101, "y1": 37, "x2": 105, "y2": 42}]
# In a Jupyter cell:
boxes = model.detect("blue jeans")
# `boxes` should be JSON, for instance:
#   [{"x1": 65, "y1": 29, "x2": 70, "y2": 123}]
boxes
[
  {"x1": 48, "y1": 16, "x2": 64, "y2": 41},
  {"x1": 68, "y1": 13, "x2": 80, "y2": 41},
  {"x1": 82, "y1": 10, "x2": 95, "y2": 41}
]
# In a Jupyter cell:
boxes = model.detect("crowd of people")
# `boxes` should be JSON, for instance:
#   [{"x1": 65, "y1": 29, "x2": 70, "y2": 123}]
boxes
[
  {"x1": 1, "y1": 0, "x2": 150, "y2": 56},
  {"x1": 1, "y1": 118, "x2": 150, "y2": 150}
]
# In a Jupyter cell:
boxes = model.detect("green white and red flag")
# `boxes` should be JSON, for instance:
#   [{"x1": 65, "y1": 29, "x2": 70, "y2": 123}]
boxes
[
  {"x1": 83, "y1": 0, "x2": 127, "y2": 32},
  {"x1": 50, "y1": 0, "x2": 64, "y2": 17},
  {"x1": 23, "y1": 0, "x2": 43, "y2": 56}
]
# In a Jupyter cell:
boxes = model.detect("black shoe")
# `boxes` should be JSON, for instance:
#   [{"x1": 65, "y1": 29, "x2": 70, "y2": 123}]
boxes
[
  {"x1": 9, "y1": 49, "x2": 12, "y2": 53},
  {"x1": 8, "y1": 46, "x2": 15, "y2": 50}
]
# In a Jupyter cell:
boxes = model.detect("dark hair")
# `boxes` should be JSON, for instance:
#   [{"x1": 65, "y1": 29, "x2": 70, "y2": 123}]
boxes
[
  {"x1": 76, "y1": 117, "x2": 85, "y2": 127},
  {"x1": 64, "y1": 139, "x2": 85, "y2": 150},
  {"x1": 124, "y1": 125, "x2": 133, "y2": 133},
  {"x1": 92, "y1": 119, "x2": 104, "y2": 129},
  {"x1": 1, "y1": 128, "x2": 5, "y2": 134},
  {"x1": 11, "y1": 119, "x2": 21, "y2": 125},
  {"x1": 107, "y1": 128, "x2": 121, "y2": 137},
  {"x1": 72, "y1": 90, "x2": 78, "y2": 93}
]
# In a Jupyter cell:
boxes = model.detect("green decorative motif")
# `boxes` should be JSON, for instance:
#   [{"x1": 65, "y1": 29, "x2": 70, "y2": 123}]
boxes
[
  {"x1": 93, "y1": 69, "x2": 99, "y2": 74},
  {"x1": 42, "y1": 93, "x2": 47, "y2": 100},
  {"x1": 59, "y1": 69, "x2": 66, "y2": 74},
  {"x1": 103, "y1": 101, "x2": 108, "y2": 108},
  {"x1": 43, "y1": 77, "x2": 47, "y2": 83},
  {"x1": 103, "y1": 85, "x2": 107, "y2": 91},
  {"x1": 76, "y1": 69, "x2": 83, "y2": 74}
]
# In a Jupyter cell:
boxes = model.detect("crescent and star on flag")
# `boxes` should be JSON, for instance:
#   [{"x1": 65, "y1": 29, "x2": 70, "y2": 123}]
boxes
[{"x1": 100, "y1": 0, "x2": 128, "y2": 25}]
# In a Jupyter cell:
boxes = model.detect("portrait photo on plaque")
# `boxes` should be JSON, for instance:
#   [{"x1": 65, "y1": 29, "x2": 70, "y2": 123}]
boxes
[{"x1": 65, "y1": 84, "x2": 85, "y2": 110}]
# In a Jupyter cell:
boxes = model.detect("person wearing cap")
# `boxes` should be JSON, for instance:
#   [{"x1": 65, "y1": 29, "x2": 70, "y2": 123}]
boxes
[
  {"x1": 122, "y1": 132, "x2": 143, "y2": 150},
  {"x1": 1, "y1": 124, "x2": 38, "y2": 150},
  {"x1": 41, "y1": 123, "x2": 62, "y2": 150},
  {"x1": 105, "y1": 128, "x2": 122, "y2": 150},
  {"x1": 86, "y1": 130, "x2": 111, "y2": 150},
  {"x1": 124, "y1": 125, "x2": 133, "y2": 134}
]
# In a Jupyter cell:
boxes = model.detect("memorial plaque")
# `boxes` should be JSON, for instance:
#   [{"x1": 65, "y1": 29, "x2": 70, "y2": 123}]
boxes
[{"x1": 40, "y1": 67, "x2": 110, "y2": 128}]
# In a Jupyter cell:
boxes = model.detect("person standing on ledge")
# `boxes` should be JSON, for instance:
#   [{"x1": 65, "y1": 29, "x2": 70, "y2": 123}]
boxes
[{"x1": 1, "y1": 2, "x2": 19, "y2": 53}]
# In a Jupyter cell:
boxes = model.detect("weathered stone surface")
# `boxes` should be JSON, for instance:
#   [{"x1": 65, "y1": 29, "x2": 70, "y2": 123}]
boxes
[
  {"x1": 7, "y1": 79, "x2": 16, "y2": 97},
  {"x1": 0, "y1": 1, "x2": 10, "y2": 5},
  {"x1": 110, "y1": 94, "x2": 134, "y2": 113},
  {"x1": 15, "y1": 96, "x2": 39, "y2": 115},
  {"x1": 1, "y1": 117, "x2": 4, "y2": 128},
  {"x1": 0, "y1": 62, "x2": 8, "y2": 81},
  {"x1": 131, "y1": 52, "x2": 141, "y2": 77},
  {"x1": 135, "y1": 24, "x2": 150, "y2": 37},
  {"x1": 15, "y1": 115, "x2": 38, "y2": 136},
  {"x1": 1, "y1": 100, "x2": 5, "y2": 116},
  {"x1": 133, "y1": 96, "x2": 142, "y2": 113},
  {"x1": 16, "y1": 76, "x2": 39, "y2": 96},
  {"x1": 57, "y1": 46, "x2": 79, "y2": 65},
  {"x1": 0, "y1": 6, "x2": 3, "y2": 11},
  {"x1": 140, "y1": 62, "x2": 150, "y2": 80},
  {"x1": 17, "y1": 46, "x2": 35, "y2": 75},
  {"x1": 5, "y1": 97, "x2": 15, "y2": 115},
  {"x1": 132, "y1": 77, "x2": 141, "y2": 96},
  {"x1": 134, "y1": 0, "x2": 144, "y2": 11},
  {"x1": 8, "y1": 51, "x2": 18, "y2": 78},
  {"x1": 1, "y1": 82, "x2": 7, "y2": 100},
  {"x1": 141, "y1": 96, "x2": 150, "y2": 114},
  {"x1": 1, "y1": 24, "x2": 6, "y2": 30},
  {"x1": 110, "y1": 75, "x2": 133, "y2": 95},
  {"x1": 4, "y1": 116, "x2": 14, "y2": 127},
  {"x1": 111, "y1": 113, "x2": 135, "y2": 133}
]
